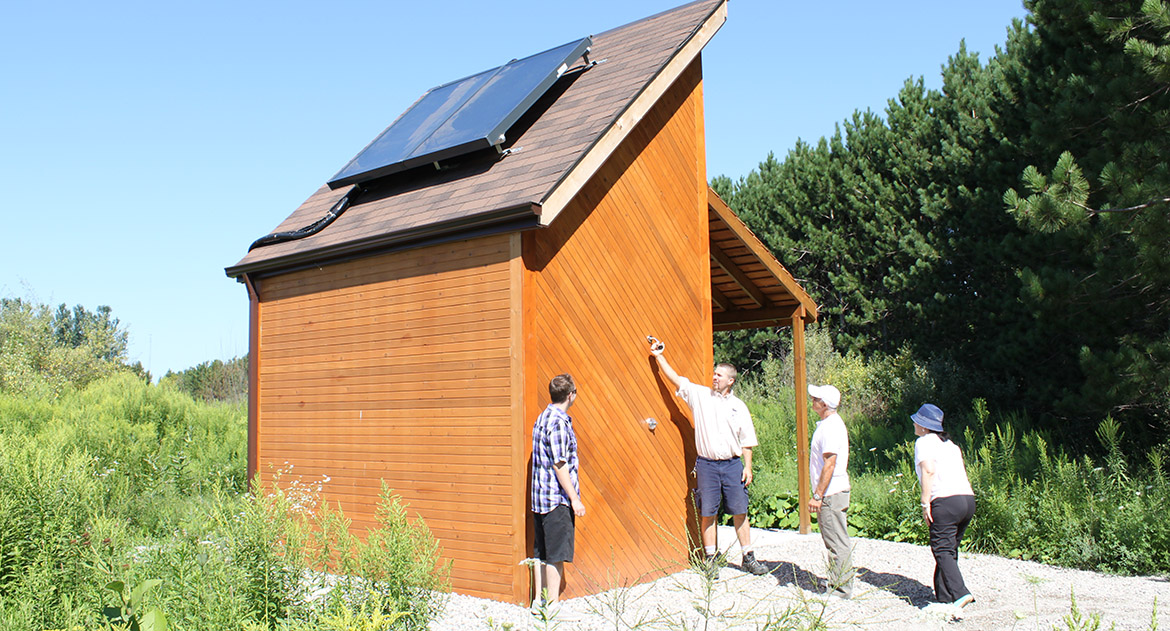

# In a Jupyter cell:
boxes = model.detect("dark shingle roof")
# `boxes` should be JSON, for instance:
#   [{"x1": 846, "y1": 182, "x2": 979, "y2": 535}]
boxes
[{"x1": 227, "y1": 0, "x2": 725, "y2": 278}]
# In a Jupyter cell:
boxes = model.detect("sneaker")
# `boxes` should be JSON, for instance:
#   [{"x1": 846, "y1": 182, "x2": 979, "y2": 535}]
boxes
[
  {"x1": 954, "y1": 593, "x2": 975, "y2": 608},
  {"x1": 741, "y1": 551, "x2": 768, "y2": 576}
]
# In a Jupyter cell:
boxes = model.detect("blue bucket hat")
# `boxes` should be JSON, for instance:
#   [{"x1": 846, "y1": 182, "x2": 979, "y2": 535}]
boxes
[{"x1": 911, "y1": 403, "x2": 944, "y2": 432}]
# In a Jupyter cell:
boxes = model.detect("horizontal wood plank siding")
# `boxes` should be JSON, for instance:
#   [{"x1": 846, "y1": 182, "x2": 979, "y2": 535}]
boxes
[
  {"x1": 522, "y1": 58, "x2": 710, "y2": 600},
  {"x1": 254, "y1": 233, "x2": 519, "y2": 600}
]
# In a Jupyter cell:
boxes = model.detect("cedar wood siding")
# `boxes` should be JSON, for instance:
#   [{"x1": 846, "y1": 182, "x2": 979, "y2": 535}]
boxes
[
  {"x1": 252, "y1": 233, "x2": 523, "y2": 600},
  {"x1": 522, "y1": 57, "x2": 710, "y2": 600},
  {"x1": 248, "y1": 54, "x2": 711, "y2": 604}
]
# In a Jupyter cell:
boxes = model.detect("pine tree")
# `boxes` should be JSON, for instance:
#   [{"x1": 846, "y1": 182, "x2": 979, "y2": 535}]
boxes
[
  {"x1": 1004, "y1": 0, "x2": 1170, "y2": 441},
  {"x1": 716, "y1": 0, "x2": 1170, "y2": 445}
]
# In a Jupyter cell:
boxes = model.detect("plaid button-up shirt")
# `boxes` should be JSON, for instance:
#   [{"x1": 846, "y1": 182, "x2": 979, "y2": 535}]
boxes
[{"x1": 530, "y1": 404, "x2": 578, "y2": 515}]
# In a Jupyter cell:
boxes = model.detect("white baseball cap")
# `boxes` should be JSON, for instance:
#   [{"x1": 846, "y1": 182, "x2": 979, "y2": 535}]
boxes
[{"x1": 808, "y1": 384, "x2": 841, "y2": 409}]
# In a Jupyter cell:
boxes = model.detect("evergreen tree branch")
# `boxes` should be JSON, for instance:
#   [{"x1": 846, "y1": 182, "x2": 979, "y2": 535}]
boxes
[{"x1": 1090, "y1": 196, "x2": 1170, "y2": 215}]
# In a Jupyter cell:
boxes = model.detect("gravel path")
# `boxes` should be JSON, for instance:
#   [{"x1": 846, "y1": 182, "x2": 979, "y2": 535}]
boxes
[{"x1": 429, "y1": 526, "x2": 1168, "y2": 630}]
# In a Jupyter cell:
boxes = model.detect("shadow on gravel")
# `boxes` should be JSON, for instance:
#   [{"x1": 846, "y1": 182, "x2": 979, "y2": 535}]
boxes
[
  {"x1": 758, "y1": 561, "x2": 823, "y2": 591},
  {"x1": 856, "y1": 567, "x2": 935, "y2": 607}
]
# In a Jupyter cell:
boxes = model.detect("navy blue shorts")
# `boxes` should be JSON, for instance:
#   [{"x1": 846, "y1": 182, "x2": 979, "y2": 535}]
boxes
[
  {"x1": 695, "y1": 456, "x2": 749, "y2": 517},
  {"x1": 534, "y1": 504, "x2": 575, "y2": 563}
]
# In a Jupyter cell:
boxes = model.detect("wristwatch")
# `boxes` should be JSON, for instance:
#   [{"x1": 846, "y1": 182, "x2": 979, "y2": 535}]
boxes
[{"x1": 812, "y1": 492, "x2": 823, "y2": 501}]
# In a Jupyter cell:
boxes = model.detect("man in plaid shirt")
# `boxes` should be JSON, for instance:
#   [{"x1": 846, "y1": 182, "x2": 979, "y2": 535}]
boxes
[{"x1": 530, "y1": 373, "x2": 584, "y2": 607}]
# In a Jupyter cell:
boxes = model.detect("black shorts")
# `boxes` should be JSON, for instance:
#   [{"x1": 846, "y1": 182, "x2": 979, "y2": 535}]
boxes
[{"x1": 534, "y1": 504, "x2": 575, "y2": 563}]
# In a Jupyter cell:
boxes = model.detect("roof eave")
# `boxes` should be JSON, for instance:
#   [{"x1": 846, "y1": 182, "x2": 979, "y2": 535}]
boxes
[{"x1": 224, "y1": 202, "x2": 541, "y2": 279}]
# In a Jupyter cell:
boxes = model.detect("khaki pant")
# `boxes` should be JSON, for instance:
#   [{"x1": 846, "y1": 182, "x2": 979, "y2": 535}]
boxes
[{"x1": 820, "y1": 490, "x2": 854, "y2": 598}]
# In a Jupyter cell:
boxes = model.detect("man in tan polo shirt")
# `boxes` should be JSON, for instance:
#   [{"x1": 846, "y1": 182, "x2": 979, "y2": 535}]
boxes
[{"x1": 649, "y1": 337, "x2": 767, "y2": 577}]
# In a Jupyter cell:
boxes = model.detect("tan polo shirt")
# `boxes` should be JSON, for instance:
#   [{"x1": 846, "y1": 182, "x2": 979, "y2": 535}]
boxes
[{"x1": 676, "y1": 377, "x2": 758, "y2": 460}]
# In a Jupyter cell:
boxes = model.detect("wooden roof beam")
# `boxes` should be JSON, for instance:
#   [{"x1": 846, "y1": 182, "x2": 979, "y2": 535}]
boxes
[
  {"x1": 711, "y1": 247, "x2": 768, "y2": 308},
  {"x1": 713, "y1": 320, "x2": 790, "y2": 332},
  {"x1": 713, "y1": 304, "x2": 802, "y2": 329},
  {"x1": 711, "y1": 285, "x2": 734, "y2": 312}
]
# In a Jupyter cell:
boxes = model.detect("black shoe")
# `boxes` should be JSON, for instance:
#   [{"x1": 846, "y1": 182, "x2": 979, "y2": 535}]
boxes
[{"x1": 741, "y1": 551, "x2": 768, "y2": 576}]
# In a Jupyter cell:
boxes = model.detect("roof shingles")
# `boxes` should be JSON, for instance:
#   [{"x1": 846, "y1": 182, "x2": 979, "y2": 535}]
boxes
[{"x1": 228, "y1": 0, "x2": 723, "y2": 277}]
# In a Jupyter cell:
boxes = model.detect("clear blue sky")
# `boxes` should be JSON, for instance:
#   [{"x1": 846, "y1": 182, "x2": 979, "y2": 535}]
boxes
[{"x1": 0, "y1": 0, "x2": 1027, "y2": 378}]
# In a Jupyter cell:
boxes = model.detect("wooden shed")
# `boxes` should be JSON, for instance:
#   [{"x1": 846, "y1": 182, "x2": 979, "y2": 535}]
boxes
[{"x1": 226, "y1": 0, "x2": 817, "y2": 604}]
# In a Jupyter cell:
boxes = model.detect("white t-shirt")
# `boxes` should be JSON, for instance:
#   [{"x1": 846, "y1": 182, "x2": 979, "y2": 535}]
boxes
[
  {"x1": 676, "y1": 378, "x2": 757, "y2": 460},
  {"x1": 914, "y1": 433, "x2": 974, "y2": 500},
  {"x1": 810, "y1": 412, "x2": 850, "y2": 496}
]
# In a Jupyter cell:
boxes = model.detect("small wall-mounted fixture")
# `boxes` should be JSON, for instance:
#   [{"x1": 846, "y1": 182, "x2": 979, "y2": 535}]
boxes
[{"x1": 643, "y1": 417, "x2": 658, "y2": 431}]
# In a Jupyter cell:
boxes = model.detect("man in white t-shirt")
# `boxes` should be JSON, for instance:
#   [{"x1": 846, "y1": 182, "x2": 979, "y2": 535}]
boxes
[
  {"x1": 649, "y1": 338, "x2": 768, "y2": 576},
  {"x1": 808, "y1": 383, "x2": 853, "y2": 598}
]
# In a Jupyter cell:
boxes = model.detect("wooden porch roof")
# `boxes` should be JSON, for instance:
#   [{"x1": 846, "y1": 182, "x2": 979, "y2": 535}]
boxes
[{"x1": 708, "y1": 187, "x2": 818, "y2": 330}]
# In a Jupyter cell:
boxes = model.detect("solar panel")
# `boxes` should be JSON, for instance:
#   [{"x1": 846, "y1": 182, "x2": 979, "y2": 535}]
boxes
[{"x1": 327, "y1": 37, "x2": 593, "y2": 190}]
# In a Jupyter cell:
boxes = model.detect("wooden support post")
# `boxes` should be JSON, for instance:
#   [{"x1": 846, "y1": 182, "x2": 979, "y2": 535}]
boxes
[{"x1": 792, "y1": 308, "x2": 811, "y2": 534}]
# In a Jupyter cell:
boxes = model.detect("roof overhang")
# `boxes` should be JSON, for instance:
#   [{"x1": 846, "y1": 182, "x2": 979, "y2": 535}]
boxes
[
  {"x1": 707, "y1": 187, "x2": 819, "y2": 330},
  {"x1": 225, "y1": 202, "x2": 540, "y2": 279}
]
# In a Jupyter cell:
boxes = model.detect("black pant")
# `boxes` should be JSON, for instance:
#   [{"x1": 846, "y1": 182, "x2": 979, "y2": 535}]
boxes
[{"x1": 928, "y1": 494, "x2": 975, "y2": 602}]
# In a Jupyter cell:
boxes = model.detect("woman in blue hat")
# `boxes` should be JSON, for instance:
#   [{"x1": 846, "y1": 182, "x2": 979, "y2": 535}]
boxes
[{"x1": 912, "y1": 403, "x2": 976, "y2": 608}]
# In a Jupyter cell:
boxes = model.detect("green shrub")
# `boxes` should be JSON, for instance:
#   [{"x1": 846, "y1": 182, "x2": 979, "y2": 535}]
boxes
[
  {"x1": 744, "y1": 397, "x2": 799, "y2": 477},
  {"x1": 845, "y1": 462, "x2": 927, "y2": 544},
  {"x1": 0, "y1": 370, "x2": 454, "y2": 629},
  {"x1": 0, "y1": 435, "x2": 106, "y2": 629}
]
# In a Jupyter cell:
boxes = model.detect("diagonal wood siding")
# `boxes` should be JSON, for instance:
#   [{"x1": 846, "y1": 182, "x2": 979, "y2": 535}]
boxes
[
  {"x1": 253, "y1": 234, "x2": 521, "y2": 599},
  {"x1": 522, "y1": 58, "x2": 711, "y2": 600}
]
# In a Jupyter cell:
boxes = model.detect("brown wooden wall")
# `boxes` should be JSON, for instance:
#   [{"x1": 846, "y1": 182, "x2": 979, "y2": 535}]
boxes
[
  {"x1": 521, "y1": 57, "x2": 711, "y2": 600},
  {"x1": 252, "y1": 233, "x2": 525, "y2": 600}
]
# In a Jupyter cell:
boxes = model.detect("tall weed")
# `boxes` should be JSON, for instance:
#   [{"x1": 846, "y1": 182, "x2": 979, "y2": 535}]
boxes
[
  {"x1": 0, "y1": 436, "x2": 105, "y2": 628},
  {"x1": 312, "y1": 485, "x2": 450, "y2": 629}
]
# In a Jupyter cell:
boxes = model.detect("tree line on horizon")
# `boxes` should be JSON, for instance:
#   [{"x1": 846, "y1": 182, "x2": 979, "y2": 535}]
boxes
[
  {"x1": 0, "y1": 296, "x2": 246, "y2": 403},
  {"x1": 0, "y1": 298, "x2": 147, "y2": 397},
  {"x1": 714, "y1": 0, "x2": 1170, "y2": 450}
]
